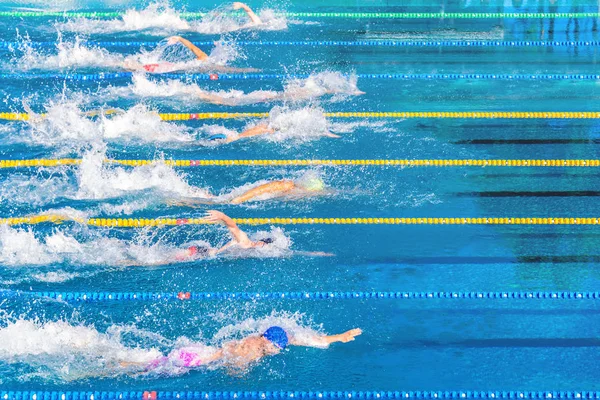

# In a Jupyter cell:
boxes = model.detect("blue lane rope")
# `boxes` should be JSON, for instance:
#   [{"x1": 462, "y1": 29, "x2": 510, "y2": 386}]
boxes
[
  {"x1": 1, "y1": 72, "x2": 600, "y2": 81},
  {"x1": 0, "y1": 391, "x2": 599, "y2": 400},
  {"x1": 2, "y1": 40, "x2": 600, "y2": 48},
  {"x1": 2, "y1": 290, "x2": 599, "y2": 301}
]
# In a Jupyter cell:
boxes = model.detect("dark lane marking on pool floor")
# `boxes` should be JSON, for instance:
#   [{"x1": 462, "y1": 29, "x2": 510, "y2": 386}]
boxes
[
  {"x1": 454, "y1": 139, "x2": 600, "y2": 145},
  {"x1": 364, "y1": 255, "x2": 600, "y2": 264},
  {"x1": 454, "y1": 191, "x2": 600, "y2": 197}
]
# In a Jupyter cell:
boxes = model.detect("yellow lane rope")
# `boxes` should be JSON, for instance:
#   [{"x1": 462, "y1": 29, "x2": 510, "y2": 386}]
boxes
[
  {"x1": 5, "y1": 215, "x2": 600, "y2": 226},
  {"x1": 2, "y1": 111, "x2": 600, "y2": 121},
  {"x1": 1, "y1": 159, "x2": 600, "y2": 168}
]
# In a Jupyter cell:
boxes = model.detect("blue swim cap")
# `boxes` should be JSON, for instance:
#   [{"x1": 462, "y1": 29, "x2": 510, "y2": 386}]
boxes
[
  {"x1": 262, "y1": 326, "x2": 288, "y2": 349},
  {"x1": 208, "y1": 133, "x2": 227, "y2": 141}
]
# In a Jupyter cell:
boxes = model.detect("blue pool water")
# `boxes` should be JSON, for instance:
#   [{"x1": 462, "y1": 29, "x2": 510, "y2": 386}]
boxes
[{"x1": 0, "y1": 0, "x2": 599, "y2": 393}]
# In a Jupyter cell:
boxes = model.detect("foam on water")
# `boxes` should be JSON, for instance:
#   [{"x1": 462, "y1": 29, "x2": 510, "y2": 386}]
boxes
[
  {"x1": 57, "y1": 2, "x2": 288, "y2": 35},
  {"x1": 0, "y1": 318, "x2": 163, "y2": 381},
  {"x1": 282, "y1": 71, "x2": 364, "y2": 102},
  {"x1": 108, "y1": 73, "x2": 279, "y2": 105},
  {"x1": 74, "y1": 146, "x2": 211, "y2": 200},
  {"x1": 0, "y1": 224, "x2": 185, "y2": 268},
  {"x1": 107, "y1": 72, "x2": 362, "y2": 105},
  {"x1": 57, "y1": 3, "x2": 192, "y2": 35},
  {"x1": 20, "y1": 100, "x2": 195, "y2": 145},
  {"x1": 0, "y1": 312, "x2": 326, "y2": 381},
  {"x1": 0, "y1": 145, "x2": 210, "y2": 206},
  {"x1": 13, "y1": 36, "x2": 124, "y2": 71}
]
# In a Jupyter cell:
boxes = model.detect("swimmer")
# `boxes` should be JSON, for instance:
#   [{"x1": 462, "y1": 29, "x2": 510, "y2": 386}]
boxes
[
  {"x1": 120, "y1": 209, "x2": 332, "y2": 266},
  {"x1": 120, "y1": 325, "x2": 362, "y2": 373},
  {"x1": 170, "y1": 176, "x2": 327, "y2": 207},
  {"x1": 205, "y1": 122, "x2": 340, "y2": 143},
  {"x1": 123, "y1": 35, "x2": 258, "y2": 74}
]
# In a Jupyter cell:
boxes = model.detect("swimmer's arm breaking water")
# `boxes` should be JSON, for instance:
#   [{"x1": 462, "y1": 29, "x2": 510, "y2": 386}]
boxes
[
  {"x1": 230, "y1": 180, "x2": 296, "y2": 204},
  {"x1": 289, "y1": 328, "x2": 363, "y2": 347},
  {"x1": 168, "y1": 36, "x2": 209, "y2": 61},
  {"x1": 205, "y1": 210, "x2": 252, "y2": 246},
  {"x1": 228, "y1": 123, "x2": 276, "y2": 142},
  {"x1": 233, "y1": 2, "x2": 263, "y2": 25}
]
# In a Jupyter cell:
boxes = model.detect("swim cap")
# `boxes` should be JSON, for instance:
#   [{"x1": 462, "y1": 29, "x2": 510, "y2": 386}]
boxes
[
  {"x1": 188, "y1": 246, "x2": 199, "y2": 256},
  {"x1": 208, "y1": 133, "x2": 227, "y2": 141},
  {"x1": 301, "y1": 177, "x2": 325, "y2": 192},
  {"x1": 262, "y1": 326, "x2": 288, "y2": 349}
]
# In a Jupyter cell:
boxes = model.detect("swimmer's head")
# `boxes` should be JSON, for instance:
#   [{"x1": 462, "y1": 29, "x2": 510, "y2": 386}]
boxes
[
  {"x1": 297, "y1": 177, "x2": 325, "y2": 192},
  {"x1": 261, "y1": 326, "x2": 289, "y2": 352},
  {"x1": 253, "y1": 237, "x2": 274, "y2": 248},
  {"x1": 186, "y1": 246, "x2": 208, "y2": 257}
]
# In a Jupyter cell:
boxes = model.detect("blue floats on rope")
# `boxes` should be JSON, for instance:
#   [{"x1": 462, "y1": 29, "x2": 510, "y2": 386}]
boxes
[
  {"x1": 0, "y1": 73, "x2": 600, "y2": 81},
  {"x1": 1, "y1": 290, "x2": 599, "y2": 302},
  {"x1": 1, "y1": 40, "x2": 600, "y2": 48},
  {"x1": 0, "y1": 391, "x2": 599, "y2": 400}
]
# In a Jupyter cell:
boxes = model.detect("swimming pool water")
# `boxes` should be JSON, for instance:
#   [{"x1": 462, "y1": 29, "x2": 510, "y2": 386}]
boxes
[{"x1": 0, "y1": 0, "x2": 599, "y2": 393}]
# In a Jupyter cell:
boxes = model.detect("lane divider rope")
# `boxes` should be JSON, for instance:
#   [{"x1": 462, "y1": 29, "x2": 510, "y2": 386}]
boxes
[
  {"x1": 2, "y1": 290, "x2": 599, "y2": 301},
  {"x1": 2, "y1": 40, "x2": 600, "y2": 48},
  {"x1": 0, "y1": 159, "x2": 599, "y2": 168},
  {"x1": 1, "y1": 72, "x2": 600, "y2": 81},
  {"x1": 5, "y1": 215, "x2": 600, "y2": 227},
  {"x1": 1, "y1": 392, "x2": 598, "y2": 400},
  {"x1": 5, "y1": 111, "x2": 600, "y2": 121},
  {"x1": 0, "y1": 11, "x2": 599, "y2": 18}
]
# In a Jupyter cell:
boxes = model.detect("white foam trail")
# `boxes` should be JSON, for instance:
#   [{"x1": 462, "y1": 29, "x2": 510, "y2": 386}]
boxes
[
  {"x1": 74, "y1": 146, "x2": 211, "y2": 200},
  {"x1": 31, "y1": 271, "x2": 80, "y2": 283},
  {"x1": 107, "y1": 72, "x2": 361, "y2": 104},
  {"x1": 57, "y1": 3, "x2": 287, "y2": 35},
  {"x1": 14, "y1": 36, "x2": 124, "y2": 70},
  {"x1": 282, "y1": 71, "x2": 365, "y2": 102},
  {"x1": 189, "y1": 7, "x2": 288, "y2": 34},
  {"x1": 329, "y1": 119, "x2": 393, "y2": 134},
  {"x1": 0, "y1": 224, "x2": 190, "y2": 268},
  {"x1": 0, "y1": 147, "x2": 203, "y2": 209},
  {"x1": 57, "y1": 3, "x2": 192, "y2": 34},
  {"x1": 0, "y1": 319, "x2": 163, "y2": 381},
  {"x1": 22, "y1": 101, "x2": 195, "y2": 145},
  {"x1": 108, "y1": 73, "x2": 279, "y2": 105}
]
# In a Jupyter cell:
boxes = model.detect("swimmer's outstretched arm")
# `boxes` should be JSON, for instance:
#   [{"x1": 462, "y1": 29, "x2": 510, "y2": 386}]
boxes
[
  {"x1": 205, "y1": 210, "x2": 252, "y2": 245},
  {"x1": 225, "y1": 123, "x2": 275, "y2": 143},
  {"x1": 290, "y1": 328, "x2": 363, "y2": 347},
  {"x1": 168, "y1": 36, "x2": 209, "y2": 61},
  {"x1": 233, "y1": 2, "x2": 263, "y2": 25},
  {"x1": 229, "y1": 180, "x2": 295, "y2": 204}
]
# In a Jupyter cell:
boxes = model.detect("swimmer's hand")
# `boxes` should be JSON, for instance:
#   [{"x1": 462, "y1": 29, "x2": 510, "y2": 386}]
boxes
[
  {"x1": 232, "y1": 2, "x2": 249, "y2": 10},
  {"x1": 167, "y1": 36, "x2": 183, "y2": 45},
  {"x1": 337, "y1": 328, "x2": 362, "y2": 343},
  {"x1": 205, "y1": 210, "x2": 227, "y2": 223}
]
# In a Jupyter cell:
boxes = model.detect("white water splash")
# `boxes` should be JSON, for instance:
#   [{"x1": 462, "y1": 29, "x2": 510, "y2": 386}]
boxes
[
  {"x1": 14, "y1": 36, "x2": 124, "y2": 70},
  {"x1": 21, "y1": 100, "x2": 195, "y2": 145},
  {"x1": 0, "y1": 224, "x2": 183, "y2": 267},
  {"x1": 57, "y1": 2, "x2": 288, "y2": 35},
  {"x1": 0, "y1": 319, "x2": 163, "y2": 381},
  {"x1": 74, "y1": 146, "x2": 211, "y2": 200}
]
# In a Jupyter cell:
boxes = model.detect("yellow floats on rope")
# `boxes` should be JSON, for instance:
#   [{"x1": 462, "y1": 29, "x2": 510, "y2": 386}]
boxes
[
  {"x1": 1, "y1": 159, "x2": 600, "y2": 168},
  {"x1": 2, "y1": 111, "x2": 600, "y2": 121},
  {"x1": 2, "y1": 216, "x2": 600, "y2": 227}
]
